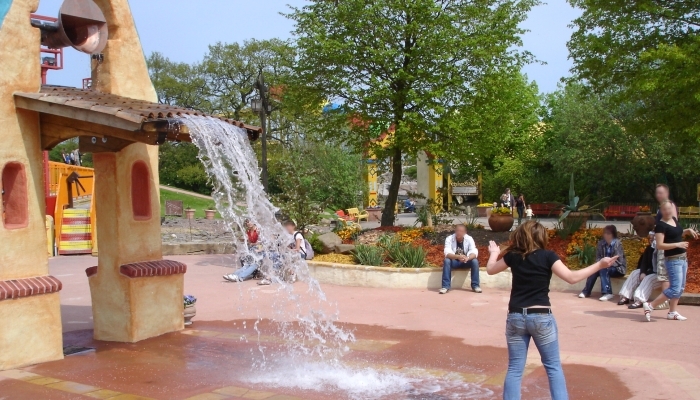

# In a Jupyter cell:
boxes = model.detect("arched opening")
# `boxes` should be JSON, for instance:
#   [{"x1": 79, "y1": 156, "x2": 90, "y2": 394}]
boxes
[
  {"x1": 2, "y1": 162, "x2": 29, "y2": 229},
  {"x1": 131, "y1": 161, "x2": 151, "y2": 220}
]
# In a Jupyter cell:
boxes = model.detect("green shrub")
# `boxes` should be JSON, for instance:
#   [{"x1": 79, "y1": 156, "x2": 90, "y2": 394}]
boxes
[
  {"x1": 572, "y1": 242, "x2": 596, "y2": 266},
  {"x1": 393, "y1": 244, "x2": 428, "y2": 268},
  {"x1": 353, "y1": 245, "x2": 385, "y2": 266},
  {"x1": 308, "y1": 233, "x2": 325, "y2": 254}
]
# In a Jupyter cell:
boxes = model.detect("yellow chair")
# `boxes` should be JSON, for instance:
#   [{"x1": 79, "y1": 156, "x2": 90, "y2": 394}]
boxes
[{"x1": 347, "y1": 207, "x2": 369, "y2": 222}]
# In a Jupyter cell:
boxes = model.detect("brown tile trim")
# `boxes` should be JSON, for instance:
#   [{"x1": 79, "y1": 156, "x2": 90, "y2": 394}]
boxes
[
  {"x1": 85, "y1": 266, "x2": 98, "y2": 278},
  {"x1": 0, "y1": 276, "x2": 62, "y2": 301},
  {"x1": 119, "y1": 260, "x2": 187, "y2": 278}
]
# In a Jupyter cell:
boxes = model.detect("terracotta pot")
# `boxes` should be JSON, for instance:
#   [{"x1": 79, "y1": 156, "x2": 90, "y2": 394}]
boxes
[
  {"x1": 476, "y1": 206, "x2": 491, "y2": 218},
  {"x1": 185, "y1": 209, "x2": 195, "y2": 220},
  {"x1": 632, "y1": 212, "x2": 656, "y2": 237},
  {"x1": 205, "y1": 209, "x2": 216, "y2": 220},
  {"x1": 488, "y1": 214, "x2": 514, "y2": 232},
  {"x1": 564, "y1": 212, "x2": 589, "y2": 231},
  {"x1": 184, "y1": 304, "x2": 196, "y2": 326}
]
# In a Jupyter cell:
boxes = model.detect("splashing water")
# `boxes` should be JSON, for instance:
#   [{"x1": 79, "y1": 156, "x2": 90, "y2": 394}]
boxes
[
  {"x1": 184, "y1": 116, "x2": 490, "y2": 398},
  {"x1": 185, "y1": 115, "x2": 354, "y2": 362}
]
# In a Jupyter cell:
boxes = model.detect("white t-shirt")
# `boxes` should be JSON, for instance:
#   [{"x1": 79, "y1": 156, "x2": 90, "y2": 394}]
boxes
[
  {"x1": 294, "y1": 232, "x2": 305, "y2": 254},
  {"x1": 525, "y1": 209, "x2": 533, "y2": 217}
]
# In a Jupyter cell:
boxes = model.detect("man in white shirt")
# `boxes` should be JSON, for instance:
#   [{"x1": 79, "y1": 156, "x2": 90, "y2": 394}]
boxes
[{"x1": 441, "y1": 224, "x2": 481, "y2": 294}]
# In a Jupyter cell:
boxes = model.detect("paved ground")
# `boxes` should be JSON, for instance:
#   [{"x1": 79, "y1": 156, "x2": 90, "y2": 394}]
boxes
[{"x1": 2, "y1": 254, "x2": 699, "y2": 399}]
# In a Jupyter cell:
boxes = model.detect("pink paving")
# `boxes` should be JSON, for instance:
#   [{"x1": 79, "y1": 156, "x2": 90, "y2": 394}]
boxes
[{"x1": 2, "y1": 254, "x2": 699, "y2": 399}]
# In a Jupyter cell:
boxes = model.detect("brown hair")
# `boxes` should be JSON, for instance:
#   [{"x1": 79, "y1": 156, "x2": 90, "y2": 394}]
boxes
[
  {"x1": 603, "y1": 225, "x2": 618, "y2": 239},
  {"x1": 505, "y1": 220, "x2": 549, "y2": 256},
  {"x1": 656, "y1": 183, "x2": 669, "y2": 191}
]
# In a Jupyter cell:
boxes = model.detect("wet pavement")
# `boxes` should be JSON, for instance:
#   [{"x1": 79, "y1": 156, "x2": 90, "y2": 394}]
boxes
[{"x1": 2, "y1": 254, "x2": 699, "y2": 399}]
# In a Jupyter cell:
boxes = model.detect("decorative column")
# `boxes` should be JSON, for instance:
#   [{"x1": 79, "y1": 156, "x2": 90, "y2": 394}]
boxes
[{"x1": 0, "y1": 0, "x2": 64, "y2": 370}]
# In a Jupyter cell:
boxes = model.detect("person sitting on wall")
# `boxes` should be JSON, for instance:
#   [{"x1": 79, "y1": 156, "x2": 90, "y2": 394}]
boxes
[
  {"x1": 578, "y1": 225, "x2": 627, "y2": 301},
  {"x1": 441, "y1": 224, "x2": 481, "y2": 294}
]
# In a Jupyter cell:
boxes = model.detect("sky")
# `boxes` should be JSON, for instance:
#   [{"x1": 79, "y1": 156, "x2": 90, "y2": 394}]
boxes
[{"x1": 36, "y1": 0, "x2": 580, "y2": 94}]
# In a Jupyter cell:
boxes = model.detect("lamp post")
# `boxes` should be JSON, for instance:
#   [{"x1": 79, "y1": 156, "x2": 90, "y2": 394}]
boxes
[{"x1": 251, "y1": 70, "x2": 272, "y2": 192}]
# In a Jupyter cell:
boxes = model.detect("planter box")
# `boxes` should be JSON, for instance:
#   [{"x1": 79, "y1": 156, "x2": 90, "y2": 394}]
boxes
[
  {"x1": 366, "y1": 208, "x2": 383, "y2": 222},
  {"x1": 476, "y1": 206, "x2": 491, "y2": 218}
]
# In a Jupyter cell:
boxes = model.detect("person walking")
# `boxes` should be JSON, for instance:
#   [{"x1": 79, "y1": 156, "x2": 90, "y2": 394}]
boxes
[
  {"x1": 515, "y1": 194, "x2": 526, "y2": 225},
  {"x1": 487, "y1": 221, "x2": 618, "y2": 400},
  {"x1": 617, "y1": 232, "x2": 655, "y2": 305},
  {"x1": 643, "y1": 201, "x2": 698, "y2": 321}
]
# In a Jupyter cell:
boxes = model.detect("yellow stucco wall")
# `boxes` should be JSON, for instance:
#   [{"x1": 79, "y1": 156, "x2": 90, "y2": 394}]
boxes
[
  {"x1": 0, "y1": 0, "x2": 49, "y2": 280},
  {"x1": 85, "y1": 0, "x2": 181, "y2": 343}
]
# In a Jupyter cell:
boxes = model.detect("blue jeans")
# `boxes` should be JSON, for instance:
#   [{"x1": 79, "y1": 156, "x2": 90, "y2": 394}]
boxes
[
  {"x1": 504, "y1": 313, "x2": 568, "y2": 400},
  {"x1": 582, "y1": 266, "x2": 624, "y2": 296},
  {"x1": 232, "y1": 263, "x2": 258, "y2": 281},
  {"x1": 663, "y1": 257, "x2": 688, "y2": 299},
  {"x1": 442, "y1": 258, "x2": 480, "y2": 289}
]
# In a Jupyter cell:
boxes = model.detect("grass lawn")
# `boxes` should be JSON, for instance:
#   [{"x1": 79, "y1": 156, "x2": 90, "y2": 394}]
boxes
[{"x1": 159, "y1": 189, "x2": 217, "y2": 219}]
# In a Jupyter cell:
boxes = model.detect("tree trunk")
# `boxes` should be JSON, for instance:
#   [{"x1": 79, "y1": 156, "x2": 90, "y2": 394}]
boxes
[{"x1": 380, "y1": 147, "x2": 403, "y2": 226}]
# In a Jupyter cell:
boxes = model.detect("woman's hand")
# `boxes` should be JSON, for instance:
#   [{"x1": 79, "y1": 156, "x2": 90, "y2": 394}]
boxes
[
  {"x1": 676, "y1": 241, "x2": 689, "y2": 249},
  {"x1": 598, "y1": 256, "x2": 619, "y2": 269},
  {"x1": 684, "y1": 229, "x2": 699, "y2": 239},
  {"x1": 488, "y1": 241, "x2": 501, "y2": 255}
]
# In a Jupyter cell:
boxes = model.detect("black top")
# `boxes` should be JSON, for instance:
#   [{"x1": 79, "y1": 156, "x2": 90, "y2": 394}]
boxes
[
  {"x1": 655, "y1": 217, "x2": 685, "y2": 257},
  {"x1": 637, "y1": 245, "x2": 655, "y2": 275},
  {"x1": 515, "y1": 198, "x2": 525, "y2": 209},
  {"x1": 503, "y1": 250, "x2": 560, "y2": 308}
]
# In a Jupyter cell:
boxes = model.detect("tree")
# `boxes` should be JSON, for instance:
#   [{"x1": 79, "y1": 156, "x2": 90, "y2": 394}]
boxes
[
  {"x1": 567, "y1": 0, "x2": 700, "y2": 140},
  {"x1": 288, "y1": 0, "x2": 537, "y2": 225}
]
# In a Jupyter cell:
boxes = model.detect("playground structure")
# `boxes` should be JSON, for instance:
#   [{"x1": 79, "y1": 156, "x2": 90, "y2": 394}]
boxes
[{"x1": 0, "y1": 0, "x2": 260, "y2": 370}]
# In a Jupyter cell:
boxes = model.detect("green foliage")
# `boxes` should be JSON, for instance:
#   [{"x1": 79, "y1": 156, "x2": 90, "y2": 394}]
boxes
[
  {"x1": 308, "y1": 233, "x2": 325, "y2": 255},
  {"x1": 269, "y1": 142, "x2": 364, "y2": 228},
  {"x1": 572, "y1": 242, "x2": 596, "y2": 266},
  {"x1": 393, "y1": 244, "x2": 428, "y2": 269},
  {"x1": 377, "y1": 235, "x2": 427, "y2": 268},
  {"x1": 287, "y1": 0, "x2": 538, "y2": 225},
  {"x1": 404, "y1": 166, "x2": 417, "y2": 181},
  {"x1": 567, "y1": 0, "x2": 700, "y2": 140},
  {"x1": 158, "y1": 142, "x2": 212, "y2": 195},
  {"x1": 353, "y1": 245, "x2": 386, "y2": 266}
]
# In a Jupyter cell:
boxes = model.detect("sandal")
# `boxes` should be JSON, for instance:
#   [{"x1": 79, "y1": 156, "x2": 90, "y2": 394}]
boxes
[
  {"x1": 617, "y1": 298, "x2": 629, "y2": 305},
  {"x1": 643, "y1": 302, "x2": 653, "y2": 322}
]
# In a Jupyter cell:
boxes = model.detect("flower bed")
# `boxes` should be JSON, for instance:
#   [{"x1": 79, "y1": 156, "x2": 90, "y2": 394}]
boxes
[{"x1": 320, "y1": 224, "x2": 700, "y2": 294}]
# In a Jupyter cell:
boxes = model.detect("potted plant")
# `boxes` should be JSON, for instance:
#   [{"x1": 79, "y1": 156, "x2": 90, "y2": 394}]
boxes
[
  {"x1": 632, "y1": 205, "x2": 655, "y2": 237},
  {"x1": 204, "y1": 203, "x2": 217, "y2": 220},
  {"x1": 554, "y1": 174, "x2": 605, "y2": 233},
  {"x1": 184, "y1": 206, "x2": 195, "y2": 220},
  {"x1": 476, "y1": 203, "x2": 492, "y2": 218},
  {"x1": 488, "y1": 207, "x2": 514, "y2": 232},
  {"x1": 184, "y1": 295, "x2": 197, "y2": 326}
]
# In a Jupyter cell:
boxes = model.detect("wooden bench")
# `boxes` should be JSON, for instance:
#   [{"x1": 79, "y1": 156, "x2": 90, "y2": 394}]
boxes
[
  {"x1": 604, "y1": 205, "x2": 640, "y2": 220},
  {"x1": 347, "y1": 207, "x2": 369, "y2": 222},
  {"x1": 529, "y1": 203, "x2": 562, "y2": 217},
  {"x1": 679, "y1": 206, "x2": 700, "y2": 219}
]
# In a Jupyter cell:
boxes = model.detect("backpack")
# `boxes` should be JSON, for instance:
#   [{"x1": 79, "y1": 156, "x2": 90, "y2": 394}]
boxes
[{"x1": 295, "y1": 231, "x2": 314, "y2": 260}]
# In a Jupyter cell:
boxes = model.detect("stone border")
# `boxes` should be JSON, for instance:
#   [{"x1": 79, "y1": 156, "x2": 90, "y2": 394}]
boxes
[
  {"x1": 306, "y1": 261, "x2": 698, "y2": 305},
  {"x1": 162, "y1": 242, "x2": 234, "y2": 256}
]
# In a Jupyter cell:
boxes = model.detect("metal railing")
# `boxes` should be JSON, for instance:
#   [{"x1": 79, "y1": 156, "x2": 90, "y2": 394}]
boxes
[{"x1": 48, "y1": 161, "x2": 94, "y2": 197}]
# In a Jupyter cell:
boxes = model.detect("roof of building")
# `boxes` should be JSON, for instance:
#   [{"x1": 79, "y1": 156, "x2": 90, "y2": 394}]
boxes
[{"x1": 14, "y1": 86, "x2": 261, "y2": 146}]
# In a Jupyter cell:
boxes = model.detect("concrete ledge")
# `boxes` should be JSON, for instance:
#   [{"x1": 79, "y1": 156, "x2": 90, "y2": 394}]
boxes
[
  {"x1": 680, "y1": 293, "x2": 700, "y2": 306},
  {"x1": 162, "y1": 242, "x2": 234, "y2": 256}
]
